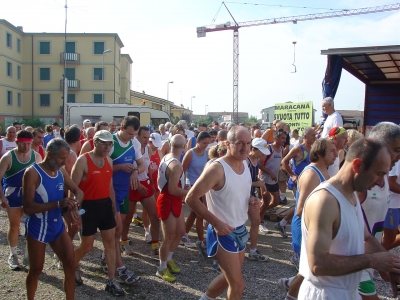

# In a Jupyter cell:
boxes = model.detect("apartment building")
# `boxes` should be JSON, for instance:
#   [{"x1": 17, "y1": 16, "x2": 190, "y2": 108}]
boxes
[{"x1": 0, "y1": 19, "x2": 131, "y2": 125}]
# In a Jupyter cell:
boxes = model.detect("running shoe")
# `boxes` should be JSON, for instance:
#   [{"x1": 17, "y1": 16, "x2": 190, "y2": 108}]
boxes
[
  {"x1": 280, "y1": 197, "x2": 288, "y2": 205},
  {"x1": 156, "y1": 268, "x2": 176, "y2": 282},
  {"x1": 180, "y1": 234, "x2": 196, "y2": 248},
  {"x1": 116, "y1": 266, "x2": 141, "y2": 285},
  {"x1": 274, "y1": 222, "x2": 288, "y2": 238},
  {"x1": 132, "y1": 216, "x2": 143, "y2": 226},
  {"x1": 8, "y1": 254, "x2": 21, "y2": 270},
  {"x1": 211, "y1": 260, "x2": 221, "y2": 274},
  {"x1": 121, "y1": 241, "x2": 135, "y2": 256},
  {"x1": 277, "y1": 277, "x2": 290, "y2": 292},
  {"x1": 196, "y1": 241, "x2": 208, "y2": 259},
  {"x1": 145, "y1": 232, "x2": 152, "y2": 244},
  {"x1": 99, "y1": 254, "x2": 108, "y2": 273},
  {"x1": 167, "y1": 259, "x2": 181, "y2": 274},
  {"x1": 151, "y1": 245, "x2": 160, "y2": 260},
  {"x1": 105, "y1": 278, "x2": 125, "y2": 296},
  {"x1": 259, "y1": 222, "x2": 269, "y2": 233},
  {"x1": 247, "y1": 249, "x2": 269, "y2": 262},
  {"x1": 290, "y1": 253, "x2": 300, "y2": 271},
  {"x1": 75, "y1": 268, "x2": 83, "y2": 286}
]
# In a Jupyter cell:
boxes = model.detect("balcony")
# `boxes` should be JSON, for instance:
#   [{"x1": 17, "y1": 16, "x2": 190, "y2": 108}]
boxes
[
  {"x1": 60, "y1": 79, "x2": 80, "y2": 90},
  {"x1": 60, "y1": 52, "x2": 80, "y2": 64}
]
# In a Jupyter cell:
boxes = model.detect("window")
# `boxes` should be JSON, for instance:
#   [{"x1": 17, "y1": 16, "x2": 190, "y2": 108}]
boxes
[
  {"x1": 39, "y1": 41, "x2": 50, "y2": 54},
  {"x1": 6, "y1": 33, "x2": 12, "y2": 48},
  {"x1": 17, "y1": 93, "x2": 21, "y2": 107},
  {"x1": 65, "y1": 41, "x2": 75, "y2": 53},
  {"x1": 7, "y1": 62, "x2": 12, "y2": 77},
  {"x1": 67, "y1": 94, "x2": 76, "y2": 103},
  {"x1": 93, "y1": 68, "x2": 103, "y2": 80},
  {"x1": 93, "y1": 94, "x2": 103, "y2": 103},
  {"x1": 93, "y1": 42, "x2": 104, "y2": 54},
  {"x1": 39, "y1": 94, "x2": 50, "y2": 107},
  {"x1": 65, "y1": 68, "x2": 75, "y2": 80},
  {"x1": 17, "y1": 38, "x2": 21, "y2": 52},
  {"x1": 7, "y1": 91, "x2": 12, "y2": 105},
  {"x1": 17, "y1": 66, "x2": 21, "y2": 80},
  {"x1": 39, "y1": 68, "x2": 50, "y2": 80}
]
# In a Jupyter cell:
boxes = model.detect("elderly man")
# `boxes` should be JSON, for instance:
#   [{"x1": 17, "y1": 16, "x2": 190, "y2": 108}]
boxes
[
  {"x1": 109, "y1": 121, "x2": 117, "y2": 134},
  {"x1": 159, "y1": 124, "x2": 169, "y2": 141},
  {"x1": 80, "y1": 121, "x2": 109, "y2": 155},
  {"x1": 320, "y1": 97, "x2": 343, "y2": 138},
  {"x1": 328, "y1": 126, "x2": 348, "y2": 177},
  {"x1": 186, "y1": 126, "x2": 260, "y2": 300},
  {"x1": 0, "y1": 126, "x2": 17, "y2": 158}
]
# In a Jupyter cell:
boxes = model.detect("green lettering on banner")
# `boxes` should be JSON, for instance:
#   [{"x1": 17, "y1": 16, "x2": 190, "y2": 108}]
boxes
[{"x1": 273, "y1": 101, "x2": 313, "y2": 134}]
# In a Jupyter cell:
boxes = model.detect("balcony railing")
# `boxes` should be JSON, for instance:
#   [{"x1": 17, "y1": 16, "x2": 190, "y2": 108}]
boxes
[
  {"x1": 60, "y1": 79, "x2": 80, "y2": 90},
  {"x1": 60, "y1": 52, "x2": 80, "y2": 63}
]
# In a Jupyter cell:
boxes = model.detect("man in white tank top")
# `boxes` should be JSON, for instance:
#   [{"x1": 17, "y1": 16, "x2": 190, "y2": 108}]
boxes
[
  {"x1": 0, "y1": 126, "x2": 17, "y2": 158},
  {"x1": 299, "y1": 138, "x2": 400, "y2": 300},
  {"x1": 186, "y1": 127, "x2": 260, "y2": 300}
]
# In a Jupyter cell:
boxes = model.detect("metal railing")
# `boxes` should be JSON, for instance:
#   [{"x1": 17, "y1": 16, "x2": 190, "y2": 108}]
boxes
[
  {"x1": 60, "y1": 52, "x2": 80, "y2": 63},
  {"x1": 60, "y1": 79, "x2": 80, "y2": 90}
]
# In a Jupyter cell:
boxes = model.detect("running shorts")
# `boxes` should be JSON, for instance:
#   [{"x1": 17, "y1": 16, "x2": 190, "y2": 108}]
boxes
[
  {"x1": 384, "y1": 208, "x2": 400, "y2": 229},
  {"x1": 266, "y1": 182, "x2": 280, "y2": 193},
  {"x1": 156, "y1": 193, "x2": 182, "y2": 220},
  {"x1": 358, "y1": 269, "x2": 376, "y2": 296},
  {"x1": 278, "y1": 169, "x2": 289, "y2": 182},
  {"x1": 3, "y1": 186, "x2": 23, "y2": 207},
  {"x1": 81, "y1": 198, "x2": 116, "y2": 236},
  {"x1": 26, "y1": 215, "x2": 65, "y2": 244},
  {"x1": 129, "y1": 179, "x2": 154, "y2": 201},
  {"x1": 206, "y1": 224, "x2": 248, "y2": 257},
  {"x1": 118, "y1": 196, "x2": 129, "y2": 214}
]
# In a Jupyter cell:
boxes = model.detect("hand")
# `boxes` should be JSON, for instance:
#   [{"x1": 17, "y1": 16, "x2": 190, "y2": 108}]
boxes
[
  {"x1": 370, "y1": 252, "x2": 400, "y2": 274},
  {"x1": 388, "y1": 272, "x2": 400, "y2": 297},
  {"x1": 249, "y1": 197, "x2": 261, "y2": 211},
  {"x1": 68, "y1": 209, "x2": 82, "y2": 230},
  {"x1": 60, "y1": 197, "x2": 78, "y2": 211},
  {"x1": 270, "y1": 174, "x2": 277, "y2": 182},
  {"x1": 0, "y1": 197, "x2": 9, "y2": 209},
  {"x1": 130, "y1": 172, "x2": 139, "y2": 190},
  {"x1": 214, "y1": 219, "x2": 234, "y2": 235},
  {"x1": 121, "y1": 163, "x2": 135, "y2": 173},
  {"x1": 256, "y1": 181, "x2": 267, "y2": 194},
  {"x1": 291, "y1": 175, "x2": 298, "y2": 183},
  {"x1": 138, "y1": 184, "x2": 148, "y2": 196}
]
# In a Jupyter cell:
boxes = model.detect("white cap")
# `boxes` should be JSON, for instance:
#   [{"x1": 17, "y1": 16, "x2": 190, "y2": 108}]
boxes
[
  {"x1": 83, "y1": 119, "x2": 91, "y2": 124},
  {"x1": 149, "y1": 132, "x2": 162, "y2": 148},
  {"x1": 94, "y1": 130, "x2": 113, "y2": 142},
  {"x1": 251, "y1": 138, "x2": 270, "y2": 155}
]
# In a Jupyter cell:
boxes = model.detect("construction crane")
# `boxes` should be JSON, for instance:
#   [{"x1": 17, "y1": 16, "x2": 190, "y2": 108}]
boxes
[{"x1": 197, "y1": 2, "x2": 400, "y2": 124}]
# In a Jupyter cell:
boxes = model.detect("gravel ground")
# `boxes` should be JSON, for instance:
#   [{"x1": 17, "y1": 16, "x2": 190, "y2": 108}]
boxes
[{"x1": 0, "y1": 197, "x2": 398, "y2": 300}]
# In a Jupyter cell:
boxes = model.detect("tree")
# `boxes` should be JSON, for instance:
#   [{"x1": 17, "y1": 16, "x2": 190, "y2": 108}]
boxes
[
  {"x1": 181, "y1": 113, "x2": 191, "y2": 123},
  {"x1": 244, "y1": 115, "x2": 258, "y2": 124},
  {"x1": 195, "y1": 116, "x2": 213, "y2": 126},
  {"x1": 21, "y1": 117, "x2": 46, "y2": 129}
]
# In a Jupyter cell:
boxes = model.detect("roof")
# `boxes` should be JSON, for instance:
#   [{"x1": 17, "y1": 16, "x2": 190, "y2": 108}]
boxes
[
  {"x1": 321, "y1": 45, "x2": 400, "y2": 84},
  {"x1": 121, "y1": 54, "x2": 133, "y2": 64},
  {"x1": 131, "y1": 91, "x2": 173, "y2": 104},
  {"x1": 207, "y1": 112, "x2": 249, "y2": 118},
  {"x1": 336, "y1": 110, "x2": 364, "y2": 118}
]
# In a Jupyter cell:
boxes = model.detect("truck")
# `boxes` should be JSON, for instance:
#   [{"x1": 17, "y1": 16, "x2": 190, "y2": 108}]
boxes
[{"x1": 65, "y1": 103, "x2": 171, "y2": 127}]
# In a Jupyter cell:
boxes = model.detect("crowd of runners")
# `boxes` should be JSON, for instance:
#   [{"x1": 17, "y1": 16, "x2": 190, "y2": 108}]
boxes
[{"x1": 1, "y1": 96, "x2": 400, "y2": 300}]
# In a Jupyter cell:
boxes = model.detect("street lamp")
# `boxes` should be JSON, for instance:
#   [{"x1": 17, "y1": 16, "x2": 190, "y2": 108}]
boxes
[
  {"x1": 205, "y1": 105, "x2": 208, "y2": 115},
  {"x1": 191, "y1": 96, "x2": 195, "y2": 111},
  {"x1": 167, "y1": 81, "x2": 174, "y2": 101},
  {"x1": 102, "y1": 49, "x2": 112, "y2": 103}
]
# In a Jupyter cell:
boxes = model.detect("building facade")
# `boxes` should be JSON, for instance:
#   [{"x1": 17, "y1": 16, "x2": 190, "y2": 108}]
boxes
[{"x1": 0, "y1": 19, "x2": 131, "y2": 125}]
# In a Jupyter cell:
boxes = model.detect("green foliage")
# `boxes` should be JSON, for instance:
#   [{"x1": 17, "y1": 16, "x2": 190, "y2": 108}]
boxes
[
  {"x1": 21, "y1": 117, "x2": 46, "y2": 129},
  {"x1": 244, "y1": 115, "x2": 258, "y2": 124},
  {"x1": 195, "y1": 116, "x2": 213, "y2": 126},
  {"x1": 181, "y1": 113, "x2": 191, "y2": 123},
  {"x1": 0, "y1": 121, "x2": 5, "y2": 135},
  {"x1": 172, "y1": 116, "x2": 180, "y2": 124}
]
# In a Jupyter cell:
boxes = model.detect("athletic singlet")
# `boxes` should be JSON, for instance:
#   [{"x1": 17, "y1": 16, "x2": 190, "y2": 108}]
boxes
[
  {"x1": 259, "y1": 145, "x2": 283, "y2": 185},
  {"x1": 247, "y1": 156, "x2": 259, "y2": 197},
  {"x1": 158, "y1": 156, "x2": 184, "y2": 193},
  {"x1": 3, "y1": 149, "x2": 36, "y2": 189},
  {"x1": 205, "y1": 158, "x2": 251, "y2": 228},
  {"x1": 137, "y1": 145, "x2": 150, "y2": 181},
  {"x1": 27, "y1": 163, "x2": 64, "y2": 242},
  {"x1": 189, "y1": 136, "x2": 196, "y2": 149},
  {"x1": 150, "y1": 150, "x2": 161, "y2": 183},
  {"x1": 78, "y1": 153, "x2": 113, "y2": 200},
  {"x1": 291, "y1": 144, "x2": 310, "y2": 175},
  {"x1": 266, "y1": 130, "x2": 274, "y2": 144},
  {"x1": 185, "y1": 148, "x2": 208, "y2": 185},
  {"x1": 109, "y1": 133, "x2": 135, "y2": 202},
  {"x1": 0, "y1": 138, "x2": 16, "y2": 156},
  {"x1": 38, "y1": 145, "x2": 45, "y2": 160},
  {"x1": 299, "y1": 182, "x2": 364, "y2": 299}
]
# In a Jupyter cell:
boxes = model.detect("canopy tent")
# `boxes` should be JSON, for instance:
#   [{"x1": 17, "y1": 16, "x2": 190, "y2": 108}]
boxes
[{"x1": 321, "y1": 45, "x2": 400, "y2": 134}]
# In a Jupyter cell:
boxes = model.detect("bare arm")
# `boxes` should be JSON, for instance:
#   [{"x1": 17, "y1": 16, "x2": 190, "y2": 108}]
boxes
[
  {"x1": 0, "y1": 153, "x2": 11, "y2": 207},
  {"x1": 79, "y1": 141, "x2": 91, "y2": 156},
  {"x1": 261, "y1": 129, "x2": 271, "y2": 142},
  {"x1": 64, "y1": 151, "x2": 77, "y2": 176},
  {"x1": 295, "y1": 169, "x2": 321, "y2": 217},
  {"x1": 167, "y1": 162, "x2": 188, "y2": 197},
  {"x1": 34, "y1": 151, "x2": 42, "y2": 163},
  {"x1": 61, "y1": 167, "x2": 83, "y2": 205},
  {"x1": 181, "y1": 149, "x2": 193, "y2": 173},
  {"x1": 388, "y1": 176, "x2": 400, "y2": 194},
  {"x1": 281, "y1": 146, "x2": 301, "y2": 176}
]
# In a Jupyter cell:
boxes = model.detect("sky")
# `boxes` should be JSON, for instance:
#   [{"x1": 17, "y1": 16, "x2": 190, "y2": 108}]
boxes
[{"x1": 3, "y1": 0, "x2": 400, "y2": 120}]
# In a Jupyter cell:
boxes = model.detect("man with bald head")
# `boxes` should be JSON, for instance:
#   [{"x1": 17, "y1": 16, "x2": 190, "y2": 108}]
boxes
[
  {"x1": 217, "y1": 130, "x2": 228, "y2": 142},
  {"x1": 156, "y1": 134, "x2": 189, "y2": 282},
  {"x1": 253, "y1": 129, "x2": 262, "y2": 138},
  {"x1": 0, "y1": 126, "x2": 17, "y2": 158},
  {"x1": 186, "y1": 126, "x2": 260, "y2": 300}
]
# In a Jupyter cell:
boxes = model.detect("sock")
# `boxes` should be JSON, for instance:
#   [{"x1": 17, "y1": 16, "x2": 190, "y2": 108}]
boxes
[
  {"x1": 144, "y1": 227, "x2": 150, "y2": 234},
  {"x1": 280, "y1": 193, "x2": 286, "y2": 200},
  {"x1": 200, "y1": 293, "x2": 215, "y2": 300},
  {"x1": 250, "y1": 248, "x2": 257, "y2": 255},
  {"x1": 167, "y1": 252, "x2": 174, "y2": 261},
  {"x1": 285, "y1": 293, "x2": 297, "y2": 300},
  {"x1": 10, "y1": 246, "x2": 17, "y2": 255},
  {"x1": 159, "y1": 260, "x2": 167, "y2": 270},
  {"x1": 133, "y1": 213, "x2": 138, "y2": 218},
  {"x1": 280, "y1": 219, "x2": 288, "y2": 227},
  {"x1": 288, "y1": 276, "x2": 296, "y2": 286},
  {"x1": 151, "y1": 241, "x2": 159, "y2": 250},
  {"x1": 117, "y1": 265, "x2": 126, "y2": 273},
  {"x1": 101, "y1": 252, "x2": 106, "y2": 260},
  {"x1": 120, "y1": 239, "x2": 128, "y2": 245}
]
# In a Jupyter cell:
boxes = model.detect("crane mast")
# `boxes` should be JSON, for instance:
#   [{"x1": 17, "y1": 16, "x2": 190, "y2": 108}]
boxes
[{"x1": 197, "y1": 3, "x2": 400, "y2": 124}]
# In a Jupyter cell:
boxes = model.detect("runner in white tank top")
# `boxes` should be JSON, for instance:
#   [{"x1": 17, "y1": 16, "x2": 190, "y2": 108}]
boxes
[
  {"x1": 298, "y1": 138, "x2": 400, "y2": 300},
  {"x1": 0, "y1": 126, "x2": 17, "y2": 157}
]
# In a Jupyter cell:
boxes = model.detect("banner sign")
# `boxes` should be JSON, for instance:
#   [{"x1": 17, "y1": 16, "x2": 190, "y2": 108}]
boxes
[{"x1": 274, "y1": 101, "x2": 313, "y2": 133}]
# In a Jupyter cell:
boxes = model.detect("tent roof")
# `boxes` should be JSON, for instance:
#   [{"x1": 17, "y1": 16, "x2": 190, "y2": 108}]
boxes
[{"x1": 321, "y1": 45, "x2": 400, "y2": 84}]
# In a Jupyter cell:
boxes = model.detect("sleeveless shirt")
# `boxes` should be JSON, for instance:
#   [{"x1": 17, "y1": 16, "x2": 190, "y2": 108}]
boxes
[
  {"x1": 150, "y1": 149, "x2": 161, "y2": 183},
  {"x1": 205, "y1": 158, "x2": 251, "y2": 228},
  {"x1": 78, "y1": 153, "x2": 113, "y2": 200},
  {"x1": 3, "y1": 149, "x2": 36, "y2": 189},
  {"x1": 137, "y1": 145, "x2": 150, "y2": 181},
  {"x1": 247, "y1": 156, "x2": 259, "y2": 197},
  {"x1": 259, "y1": 145, "x2": 283, "y2": 184},
  {"x1": 158, "y1": 156, "x2": 184, "y2": 194},
  {"x1": 0, "y1": 138, "x2": 16, "y2": 156},
  {"x1": 299, "y1": 182, "x2": 364, "y2": 296},
  {"x1": 186, "y1": 148, "x2": 208, "y2": 185},
  {"x1": 291, "y1": 144, "x2": 311, "y2": 176}
]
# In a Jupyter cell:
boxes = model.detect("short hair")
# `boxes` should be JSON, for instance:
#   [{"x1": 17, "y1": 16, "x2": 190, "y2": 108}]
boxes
[
  {"x1": 293, "y1": 129, "x2": 299, "y2": 134},
  {"x1": 46, "y1": 138, "x2": 70, "y2": 153},
  {"x1": 310, "y1": 138, "x2": 332, "y2": 162},
  {"x1": 95, "y1": 121, "x2": 108, "y2": 132},
  {"x1": 52, "y1": 122, "x2": 59, "y2": 127},
  {"x1": 64, "y1": 126, "x2": 81, "y2": 144},
  {"x1": 198, "y1": 122, "x2": 207, "y2": 128},
  {"x1": 322, "y1": 96, "x2": 334, "y2": 107},
  {"x1": 208, "y1": 130, "x2": 218, "y2": 136},
  {"x1": 346, "y1": 138, "x2": 387, "y2": 171},
  {"x1": 197, "y1": 131, "x2": 211, "y2": 141},
  {"x1": 165, "y1": 122, "x2": 172, "y2": 128},
  {"x1": 108, "y1": 121, "x2": 116, "y2": 125},
  {"x1": 172, "y1": 124, "x2": 185, "y2": 136},
  {"x1": 45, "y1": 124, "x2": 53, "y2": 133},
  {"x1": 159, "y1": 124, "x2": 165, "y2": 130},
  {"x1": 347, "y1": 129, "x2": 364, "y2": 147},
  {"x1": 177, "y1": 120, "x2": 188, "y2": 130},
  {"x1": 16, "y1": 130, "x2": 33, "y2": 140},
  {"x1": 369, "y1": 122, "x2": 400, "y2": 145},
  {"x1": 274, "y1": 128, "x2": 287, "y2": 139},
  {"x1": 138, "y1": 125, "x2": 150, "y2": 136},
  {"x1": 303, "y1": 127, "x2": 315, "y2": 137},
  {"x1": 227, "y1": 126, "x2": 249, "y2": 144},
  {"x1": 170, "y1": 134, "x2": 185, "y2": 149},
  {"x1": 85, "y1": 127, "x2": 95, "y2": 135},
  {"x1": 32, "y1": 127, "x2": 44, "y2": 137},
  {"x1": 218, "y1": 130, "x2": 228, "y2": 141},
  {"x1": 13, "y1": 122, "x2": 20, "y2": 126},
  {"x1": 208, "y1": 145, "x2": 219, "y2": 160},
  {"x1": 121, "y1": 116, "x2": 140, "y2": 131}
]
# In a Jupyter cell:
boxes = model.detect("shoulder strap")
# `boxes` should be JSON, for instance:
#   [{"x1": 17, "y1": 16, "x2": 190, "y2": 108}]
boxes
[{"x1": 262, "y1": 145, "x2": 273, "y2": 166}]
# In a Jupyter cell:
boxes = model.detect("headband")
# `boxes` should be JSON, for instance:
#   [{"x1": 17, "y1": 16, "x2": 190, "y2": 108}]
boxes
[
  {"x1": 328, "y1": 126, "x2": 346, "y2": 138},
  {"x1": 16, "y1": 137, "x2": 33, "y2": 143}
]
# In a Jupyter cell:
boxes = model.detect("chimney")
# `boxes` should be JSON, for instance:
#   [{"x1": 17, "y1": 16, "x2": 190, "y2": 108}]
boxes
[{"x1": 16, "y1": 26, "x2": 23, "y2": 32}]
